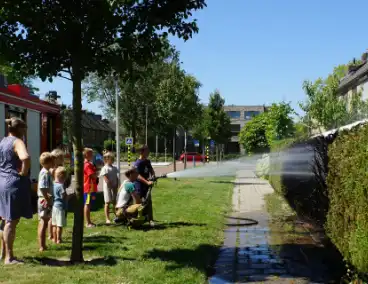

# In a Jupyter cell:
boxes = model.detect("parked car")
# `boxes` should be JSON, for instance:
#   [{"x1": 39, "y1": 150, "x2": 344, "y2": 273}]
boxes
[{"x1": 179, "y1": 152, "x2": 204, "y2": 162}]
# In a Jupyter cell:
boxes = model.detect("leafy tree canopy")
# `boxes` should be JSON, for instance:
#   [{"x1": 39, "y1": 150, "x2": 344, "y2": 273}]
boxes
[
  {"x1": 155, "y1": 57, "x2": 202, "y2": 134},
  {"x1": 239, "y1": 102, "x2": 295, "y2": 154},
  {"x1": 204, "y1": 90, "x2": 232, "y2": 144},
  {"x1": 0, "y1": 0, "x2": 206, "y2": 262},
  {"x1": 300, "y1": 59, "x2": 368, "y2": 131}
]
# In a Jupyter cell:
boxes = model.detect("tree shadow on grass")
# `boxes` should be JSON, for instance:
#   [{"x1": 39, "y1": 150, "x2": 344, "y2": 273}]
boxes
[
  {"x1": 139, "y1": 221, "x2": 207, "y2": 232},
  {"x1": 83, "y1": 235, "x2": 124, "y2": 244},
  {"x1": 24, "y1": 255, "x2": 135, "y2": 267},
  {"x1": 144, "y1": 244, "x2": 219, "y2": 276},
  {"x1": 51, "y1": 244, "x2": 128, "y2": 252}
]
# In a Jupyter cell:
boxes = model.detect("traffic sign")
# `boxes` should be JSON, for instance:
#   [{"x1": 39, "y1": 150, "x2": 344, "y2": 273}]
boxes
[
  {"x1": 193, "y1": 139, "x2": 200, "y2": 147},
  {"x1": 210, "y1": 140, "x2": 215, "y2": 147},
  {"x1": 125, "y1": 137, "x2": 133, "y2": 145}
]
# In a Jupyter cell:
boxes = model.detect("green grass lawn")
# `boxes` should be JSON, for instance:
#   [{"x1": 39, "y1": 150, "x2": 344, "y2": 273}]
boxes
[{"x1": 0, "y1": 177, "x2": 233, "y2": 284}]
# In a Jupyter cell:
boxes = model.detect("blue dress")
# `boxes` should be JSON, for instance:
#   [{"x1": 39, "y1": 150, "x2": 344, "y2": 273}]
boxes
[{"x1": 0, "y1": 136, "x2": 33, "y2": 220}]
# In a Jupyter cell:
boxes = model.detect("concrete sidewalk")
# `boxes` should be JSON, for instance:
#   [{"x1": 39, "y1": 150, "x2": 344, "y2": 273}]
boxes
[{"x1": 209, "y1": 170, "x2": 316, "y2": 284}]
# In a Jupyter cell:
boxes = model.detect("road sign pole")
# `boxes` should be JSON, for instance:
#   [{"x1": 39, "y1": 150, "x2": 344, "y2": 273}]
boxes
[
  {"x1": 206, "y1": 145, "x2": 209, "y2": 163},
  {"x1": 125, "y1": 137, "x2": 133, "y2": 167},
  {"x1": 128, "y1": 145, "x2": 131, "y2": 167}
]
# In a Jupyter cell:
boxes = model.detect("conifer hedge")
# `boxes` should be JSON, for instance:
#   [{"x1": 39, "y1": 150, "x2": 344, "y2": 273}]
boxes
[
  {"x1": 326, "y1": 124, "x2": 368, "y2": 273},
  {"x1": 267, "y1": 123, "x2": 368, "y2": 275}
]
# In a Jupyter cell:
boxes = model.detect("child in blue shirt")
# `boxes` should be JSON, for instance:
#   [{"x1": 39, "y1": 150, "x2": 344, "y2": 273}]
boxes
[{"x1": 51, "y1": 167, "x2": 67, "y2": 244}]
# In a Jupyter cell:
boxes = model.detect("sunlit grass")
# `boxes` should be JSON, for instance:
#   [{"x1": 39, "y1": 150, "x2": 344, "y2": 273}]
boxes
[{"x1": 0, "y1": 177, "x2": 233, "y2": 284}]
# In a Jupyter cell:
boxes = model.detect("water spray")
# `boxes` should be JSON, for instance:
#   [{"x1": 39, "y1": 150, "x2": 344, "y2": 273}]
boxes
[{"x1": 165, "y1": 146, "x2": 316, "y2": 179}]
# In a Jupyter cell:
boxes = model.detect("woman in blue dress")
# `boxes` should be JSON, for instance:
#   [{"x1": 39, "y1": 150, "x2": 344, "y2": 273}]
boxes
[{"x1": 0, "y1": 117, "x2": 32, "y2": 264}]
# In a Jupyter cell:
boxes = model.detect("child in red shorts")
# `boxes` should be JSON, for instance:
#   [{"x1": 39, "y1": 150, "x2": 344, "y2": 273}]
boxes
[{"x1": 83, "y1": 148, "x2": 98, "y2": 228}]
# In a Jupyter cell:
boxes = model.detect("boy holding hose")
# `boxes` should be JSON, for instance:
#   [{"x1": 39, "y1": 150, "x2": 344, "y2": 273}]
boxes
[{"x1": 133, "y1": 145, "x2": 155, "y2": 227}]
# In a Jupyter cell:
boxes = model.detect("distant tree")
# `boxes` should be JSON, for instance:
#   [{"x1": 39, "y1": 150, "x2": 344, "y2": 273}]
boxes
[
  {"x1": 155, "y1": 58, "x2": 202, "y2": 170},
  {"x1": 0, "y1": 0, "x2": 206, "y2": 262},
  {"x1": 264, "y1": 102, "x2": 295, "y2": 145},
  {"x1": 0, "y1": 58, "x2": 38, "y2": 92},
  {"x1": 60, "y1": 105, "x2": 73, "y2": 159},
  {"x1": 205, "y1": 90, "x2": 232, "y2": 145},
  {"x1": 239, "y1": 102, "x2": 295, "y2": 153},
  {"x1": 238, "y1": 113, "x2": 268, "y2": 154},
  {"x1": 191, "y1": 106, "x2": 210, "y2": 142},
  {"x1": 84, "y1": 43, "x2": 176, "y2": 143}
]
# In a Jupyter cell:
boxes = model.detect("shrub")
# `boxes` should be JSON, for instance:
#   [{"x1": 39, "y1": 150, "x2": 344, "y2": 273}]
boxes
[
  {"x1": 267, "y1": 137, "x2": 331, "y2": 225},
  {"x1": 255, "y1": 154, "x2": 270, "y2": 178},
  {"x1": 326, "y1": 124, "x2": 368, "y2": 273},
  {"x1": 104, "y1": 139, "x2": 116, "y2": 151}
]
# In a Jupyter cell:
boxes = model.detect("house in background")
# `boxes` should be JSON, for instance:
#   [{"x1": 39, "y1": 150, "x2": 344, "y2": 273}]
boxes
[
  {"x1": 339, "y1": 51, "x2": 368, "y2": 104},
  {"x1": 80, "y1": 111, "x2": 115, "y2": 149},
  {"x1": 62, "y1": 108, "x2": 116, "y2": 151},
  {"x1": 224, "y1": 105, "x2": 268, "y2": 153}
]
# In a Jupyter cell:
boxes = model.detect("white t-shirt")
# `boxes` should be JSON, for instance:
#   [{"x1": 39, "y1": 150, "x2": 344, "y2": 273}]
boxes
[
  {"x1": 116, "y1": 180, "x2": 135, "y2": 208},
  {"x1": 99, "y1": 164, "x2": 119, "y2": 192},
  {"x1": 38, "y1": 167, "x2": 53, "y2": 198}
]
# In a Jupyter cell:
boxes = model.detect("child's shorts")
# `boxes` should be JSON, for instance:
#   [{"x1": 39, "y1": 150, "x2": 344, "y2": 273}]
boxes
[
  {"x1": 51, "y1": 207, "x2": 66, "y2": 227},
  {"x1": 103, "y1": 188, "x2": 116, "y2": 204},
  {"x1": 84, "y1": 192, "x2": 97, "y2": 206},
  {"x1": 38, "y1": 198, "x2": 52, "y2": 220}
]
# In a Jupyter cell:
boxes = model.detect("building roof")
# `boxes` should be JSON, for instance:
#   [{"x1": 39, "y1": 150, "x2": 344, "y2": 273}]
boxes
[
  {"x1": 81, "y1": 111, "x2": 115, "y2": 132},
  {"x1": 339, "y1": 61, "x2": 368, "y2": 92}
]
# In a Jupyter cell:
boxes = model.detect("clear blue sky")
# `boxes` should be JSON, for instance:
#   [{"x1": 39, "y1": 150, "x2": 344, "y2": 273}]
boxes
[{"x1": 33, "y1": 0, "x2": 368, "y2": 116}]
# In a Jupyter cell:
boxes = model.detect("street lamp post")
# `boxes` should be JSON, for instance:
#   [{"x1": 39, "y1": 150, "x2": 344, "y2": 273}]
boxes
[
  {"x1": 115, "y1": 79, "x2": 120, "y2": 181},
  {"x1": 145, "y1": 104, "x2": 148, "y2": 145},
  {"x1": 184, "y1": 130, "x2": 187, "y2": 169}
]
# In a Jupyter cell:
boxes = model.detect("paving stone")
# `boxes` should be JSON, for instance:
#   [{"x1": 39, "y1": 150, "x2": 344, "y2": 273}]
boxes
[
  {"x1": 214, "y1": 262, "x2": 234, "y2": 269},
  {"x1": 208, "y1": 275, "x2": 233, "y2": 284},
  {"x1": 209, "y1": 170, "x2": 338, "y2": 284},
  {"x1": 249, "y1": 254, "x2": 272, "y2": 261},
  {"x1": 264, "y1": 268, "x2": 288, "y2": 275},
  {"x1": 237, "y1": 269, "x2": 259, "y2": 276},
  {"x1": 248, "y1": 262, "x2": 272, "y2": 269}
]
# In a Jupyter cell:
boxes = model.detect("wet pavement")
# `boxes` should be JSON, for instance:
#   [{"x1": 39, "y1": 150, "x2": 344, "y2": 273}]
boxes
[{"x1": 209, "y1": 170, "x2": 343, "y2": 284}]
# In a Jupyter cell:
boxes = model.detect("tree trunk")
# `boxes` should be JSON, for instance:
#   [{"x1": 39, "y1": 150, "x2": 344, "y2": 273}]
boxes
[{"x1": 70, "y1": 71, "x2": 84, "y2": 263}]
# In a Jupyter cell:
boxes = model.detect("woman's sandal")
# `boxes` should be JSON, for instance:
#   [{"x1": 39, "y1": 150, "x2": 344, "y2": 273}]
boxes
[
  {"x1": 5, "y1": 258, "x2": 24, "y2": 265},
  {"x1": 86, "y1": 223, "x2": 96, "y2": 228}
]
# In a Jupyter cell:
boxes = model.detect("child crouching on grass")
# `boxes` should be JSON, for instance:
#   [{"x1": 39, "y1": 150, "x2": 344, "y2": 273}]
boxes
[
  {"x1": 115, "y1": 168, "x2": 142, "y2": 222},
  {"x1": 100, "y1": 151, "x2": 119, "y2": 224},
  {"x1": 52, "y1": 167, "x2": 67, "y2": 244}
]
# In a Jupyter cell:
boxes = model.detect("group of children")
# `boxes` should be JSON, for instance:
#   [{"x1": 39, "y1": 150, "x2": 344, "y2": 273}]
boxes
[
  {"x1": 36, "y1": 146, "x2": 153, "y2": 251},
  {"x1": 0, "y1": 145, "x2": 154, "y2": 253},
  {"x1": 37, "y1": 149, "x2": 70, "y2": 251}
]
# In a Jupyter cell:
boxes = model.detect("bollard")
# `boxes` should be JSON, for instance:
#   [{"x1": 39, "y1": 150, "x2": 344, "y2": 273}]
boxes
[
  {"x1": 193, "y1": 155, "x2": 196, "y2": 167},
  {"x1": 128, "y1": 145, "x2": 131, "y2": 167},
  {"x1": 206, "y1": 145, "x2": 209, "y2": 163}
]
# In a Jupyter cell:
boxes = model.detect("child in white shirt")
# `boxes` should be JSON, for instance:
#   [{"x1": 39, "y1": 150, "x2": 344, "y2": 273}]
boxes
[{"x1": 99, "y1": 151, "x2": 119, "y2": 224}]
